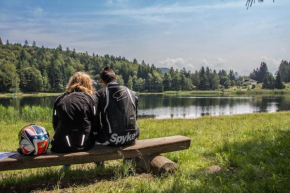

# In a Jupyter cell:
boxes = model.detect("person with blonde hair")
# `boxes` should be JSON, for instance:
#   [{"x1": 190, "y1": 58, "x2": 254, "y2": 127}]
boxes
[{"x1": 51, "y1": 72, "x2": 98, "y2": 153}]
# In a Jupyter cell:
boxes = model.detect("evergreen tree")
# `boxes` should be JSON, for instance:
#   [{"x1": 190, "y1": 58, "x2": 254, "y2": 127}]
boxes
[
  {"x1": 229, "y1": 69, "x2": 236, "y2": 81},
  {"x1": 32, "y1": 41, "x2": 36, "y2": 47},
  {"x1": 0, "y1": 38, "x2": 2, "y2": 45},
  {"x1": 191, "y1": 70, "x2": 200, "y2": 87},
  {"x1": 199, "y1": 66, "x2": 210, "y2": 90},
  {"x1": 277, "y1": 60, "x2": 290, "y2": 82},
  {"x1": 163, "y1": 73, "x2": 172, "y2": 91},
  {"x1": 24, "y1": 40, "x2": 29, "y2": 47},
  {"x1": 249, "y1": 62, "x2": 269, "y2": 83},
  {"x1": 58, "y1": 44, "x2": 63, "y2": 52},
  {"x1": 211, "y1": 70, "x2": 220, "y2": 90},
  {"x1": 275, "y1": 73, "x2": 285, "y2": 89},
  {"x1": 6, "y1": 40, "x2": 9, "y2": 45}
]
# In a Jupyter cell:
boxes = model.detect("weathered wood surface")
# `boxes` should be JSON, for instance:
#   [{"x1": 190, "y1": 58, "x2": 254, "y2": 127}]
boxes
[
  {"x1": 0, "y1": 135, "x2": 190, "y2": 171},
  {"x1": 135, "y1": 155, "x2": 178, "y2": 175},
  {"x1": 150, "y1": 155, "x2": 178, "y2": 175}
]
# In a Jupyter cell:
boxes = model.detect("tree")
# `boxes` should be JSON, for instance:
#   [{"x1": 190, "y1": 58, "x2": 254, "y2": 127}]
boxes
[
  {"x1": 163, "y1": 73, "x2": 172, "y2": 91},
  {"x1": 191, "y1": 70, "x2": 200, "y2": 87},
  {"x1": 199, "y1": 66, "x2": 210, "y2": 90},
  {"x1": 24, "y1": 40, "x2": 29, "y2": 47},
  {"x1": 211, "y1": 71, "x2": 220, "y2": 90},
  {"x1": 127, "y1": 76, "x2": 133, "y2": 89},
  {"x1": 277, "y1": 61, "x2": 290, "y2": 82},
  {"x1": 171, "y1": 70, "x2": 181, "y2": 91},
  {"x1": 249, "y1": 62, "x2": 269, "y2": 83},
  {"x1": 0, "y1": 38, "x2": 2, "y2": 45},
  {"x1": 262, "y1": 73, "x2": 275, "y2": 89},
  {"x1": 57, "y1": 44, "x2": 63, "y2": 52},
  {"x1": 116, "y1": 75, "x2": 124, "y2": 85},
  {"x1": 0, "y1": 60, "x2": 19, "y2": 92},
  {"x1": 275, "y1": 72, "x2": 285, "y2": 89},
  {"x1": 19, "y1": 67, "x2": 43, "y2": 92},
  {"x1": 32, "y1": 41, "x2": 36, "y2": 47},
  {"x1": 220, "y1": 76, "x2": 230, "y2": 87}
]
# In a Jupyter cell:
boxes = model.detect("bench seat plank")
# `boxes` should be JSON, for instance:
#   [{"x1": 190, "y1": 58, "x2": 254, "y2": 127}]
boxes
[{"x1": 0, "y1": 135, "x2": 191, "y2": 171}]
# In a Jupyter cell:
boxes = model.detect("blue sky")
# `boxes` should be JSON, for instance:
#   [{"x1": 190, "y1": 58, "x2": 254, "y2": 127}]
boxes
[{"x1": 0, "y1": 0, "x2": 289, "y2": 75}]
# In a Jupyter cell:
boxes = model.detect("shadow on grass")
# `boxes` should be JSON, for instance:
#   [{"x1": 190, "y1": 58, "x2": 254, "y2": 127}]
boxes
[
  {"x1": 201, "y1": 129, "x2": 290, "y2": 192},
  {"x1": 0, "y1": 162, "x2": 137, "y2": 193}
]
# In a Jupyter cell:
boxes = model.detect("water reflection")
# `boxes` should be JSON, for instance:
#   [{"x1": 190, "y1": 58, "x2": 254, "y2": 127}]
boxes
[
  {"x1": 0, "y1": 94, "x2": 289, "y2": 119},
  {"x1": 137, "y1": 94, "x2": 287, "y2": 119}
]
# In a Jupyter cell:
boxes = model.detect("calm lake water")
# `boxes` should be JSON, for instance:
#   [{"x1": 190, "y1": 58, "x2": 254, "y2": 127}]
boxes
[{"x1": 1, "y1": 94, "x2": 290, "y2": 119}]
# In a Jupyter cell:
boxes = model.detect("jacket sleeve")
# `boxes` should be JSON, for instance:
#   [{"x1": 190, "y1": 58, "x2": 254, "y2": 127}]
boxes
[
  {"x1": 52, "y1": 93, "x2": 67, "y2": 131},
  {"x1": 52, "y1": 95, "x2": 63, "y2": 131},
  {"x1": 93, "y1": 91, "x2": 102, "y2": 134},
  {"x1": 135, "y1": 94, "x2": 138, "y2": 120},
  {"x1": 52, "y1": 108, "x2": 58, "y2": 131}
]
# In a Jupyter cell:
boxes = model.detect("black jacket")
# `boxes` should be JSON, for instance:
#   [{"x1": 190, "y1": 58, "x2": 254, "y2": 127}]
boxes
[
  {"x1": 51, "y1": 92, "x2": 98, "y2": 153},
  {"x1": 96, "y1": 83, "x2": 139, "y2": 146}
]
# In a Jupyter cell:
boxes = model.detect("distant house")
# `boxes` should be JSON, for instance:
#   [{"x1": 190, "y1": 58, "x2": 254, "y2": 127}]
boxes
[{"x1": 243, "y1": 78, "x2": 258, "y2": 85}]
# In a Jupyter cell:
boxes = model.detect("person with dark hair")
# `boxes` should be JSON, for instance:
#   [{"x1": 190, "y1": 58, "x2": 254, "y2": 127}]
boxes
[{"x1": 96, "y1": 67, "x2": 139, "y2": 146}]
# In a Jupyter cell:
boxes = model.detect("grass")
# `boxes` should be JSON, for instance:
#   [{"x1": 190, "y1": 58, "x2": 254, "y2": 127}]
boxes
[
  {"x1": 0, "y1": 105, "x2": 52, "y2": 123},
  {"x1": 0, "y1": 92, "x2": 62, "y2": 98},
  {"x1": 0, "y1": 109, "x2": 290, "y2": 192}
]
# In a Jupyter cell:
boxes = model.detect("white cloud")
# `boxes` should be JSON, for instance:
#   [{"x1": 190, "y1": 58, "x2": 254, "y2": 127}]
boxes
[
  {"x1": 158, "y1": 57, "x2": 195, "y2": 70},
  {"x1": 200, "y1": 59, "x2": 209, "y2": 66},
  {"x1": 214, "y1": 57, "x2": 228, "y2": 69},
  {"x1": 157, "y1": 57, "x2": 232, "y2": 72}
]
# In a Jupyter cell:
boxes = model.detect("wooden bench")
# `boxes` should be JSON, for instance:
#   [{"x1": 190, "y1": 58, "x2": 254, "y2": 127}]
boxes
[{"x1": 0, "y1": 135, "x2": 191, "y2": 175}]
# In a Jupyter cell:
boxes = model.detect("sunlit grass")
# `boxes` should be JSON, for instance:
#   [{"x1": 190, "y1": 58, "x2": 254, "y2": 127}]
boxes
[
  {"x1": 0, "y1": 105, "x2": 52, "y2": 123},
  {"x1": 1, "y1": 110, "x2": 290, "y2": 192}
]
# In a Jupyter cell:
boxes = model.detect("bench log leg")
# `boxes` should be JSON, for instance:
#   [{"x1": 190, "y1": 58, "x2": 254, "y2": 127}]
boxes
[{"x1": 135, "y1": 155, "x2": 178, "y2": 175}]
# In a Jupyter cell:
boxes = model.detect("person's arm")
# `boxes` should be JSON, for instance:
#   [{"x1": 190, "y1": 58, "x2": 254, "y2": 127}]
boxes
[
  {"x1": 52, "y1": 93, "x2": 66, "y2": 131},
  {"x1": 92, "y1": 91, "x2": 101, "y2": 135},
  {"x1": 52, "y1": 108, "x2": 59, "y2": 131},
  {"x1": 135, "y1": 94, "x2": 138, "y2": 120},
  {"x1": 52, "y1": 95, "x2": 63, "y2": 131}
]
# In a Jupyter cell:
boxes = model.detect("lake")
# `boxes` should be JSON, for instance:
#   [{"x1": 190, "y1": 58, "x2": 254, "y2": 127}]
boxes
[{"x1": 0, "y1": 94, "x2": 290, "y2": 119}]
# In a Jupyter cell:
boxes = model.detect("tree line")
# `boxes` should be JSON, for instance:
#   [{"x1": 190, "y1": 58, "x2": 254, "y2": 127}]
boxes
[
  {"x1": 0, "y1": 38, "x2": 288, "y2": 93},
  {"x1": 249, "y1": 62, "x2": 286, "y2": 89}
]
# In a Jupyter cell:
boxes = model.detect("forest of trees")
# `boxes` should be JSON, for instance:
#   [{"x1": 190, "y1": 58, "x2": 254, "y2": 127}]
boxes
[
  {"x1": 0, "y1": 38, "x2": 288, "y2": 93},
  {"x1": 249, "y1": 62, "x2": 286, "y2": 89}
]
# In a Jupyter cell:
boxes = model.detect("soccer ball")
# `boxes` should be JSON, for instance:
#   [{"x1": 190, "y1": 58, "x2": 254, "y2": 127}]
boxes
[{"x1": 18, "y1": 124, "x2": 50, "y2": 155}]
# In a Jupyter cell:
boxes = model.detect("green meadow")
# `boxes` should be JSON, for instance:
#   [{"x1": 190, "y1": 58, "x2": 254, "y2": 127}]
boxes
[{"x1": 0, "y1": 106, "x2": 290, "y2": 192}]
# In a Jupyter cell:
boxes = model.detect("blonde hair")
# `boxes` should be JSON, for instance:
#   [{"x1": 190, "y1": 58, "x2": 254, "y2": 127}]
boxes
[{"x1": 66, "y1": 72, "x2": 94, "y2": 94}]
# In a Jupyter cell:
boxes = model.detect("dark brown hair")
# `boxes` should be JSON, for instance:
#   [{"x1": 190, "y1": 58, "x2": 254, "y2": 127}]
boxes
[{"x1": 100, "y1": 66, "x2": 116, "y2": 84}]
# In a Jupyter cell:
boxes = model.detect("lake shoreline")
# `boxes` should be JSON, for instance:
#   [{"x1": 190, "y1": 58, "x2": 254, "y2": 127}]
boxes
[{"x1": 1, "y1": 88, "x2": 290, "y2": 98}]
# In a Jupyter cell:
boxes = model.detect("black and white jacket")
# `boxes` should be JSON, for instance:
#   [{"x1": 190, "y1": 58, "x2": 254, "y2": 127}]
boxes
[
  {"x1": 51, "y1": 91, "x2": 98, "y2": 153},
  {"x1": 96, "y1": 82, "x2": 139, "y2": 146}
]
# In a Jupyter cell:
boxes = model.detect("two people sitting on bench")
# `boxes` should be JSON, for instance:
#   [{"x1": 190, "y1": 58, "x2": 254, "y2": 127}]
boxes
[{"x1": 51, "y1": 67, "x2": 139, "y2": 153}]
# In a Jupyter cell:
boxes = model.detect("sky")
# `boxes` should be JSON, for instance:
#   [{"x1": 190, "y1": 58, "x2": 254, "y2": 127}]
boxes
[{"x1": 0, "y1": 0, "x2": 289, "y2": 75}]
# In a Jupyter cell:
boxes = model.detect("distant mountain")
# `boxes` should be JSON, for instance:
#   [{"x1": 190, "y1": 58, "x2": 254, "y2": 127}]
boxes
[{"x1": 158, "y1": 67, "x2": 170, "y2": 74}]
